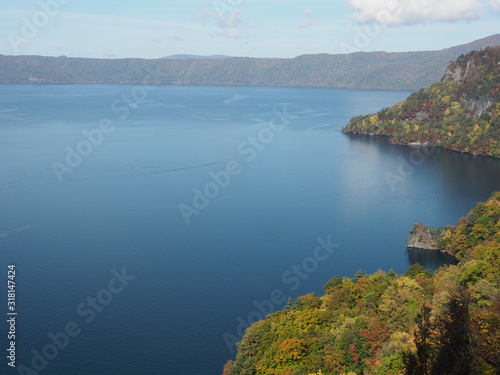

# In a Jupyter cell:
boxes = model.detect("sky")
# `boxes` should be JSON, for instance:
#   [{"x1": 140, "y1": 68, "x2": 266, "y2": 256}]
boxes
[{"x1": 0, "y1": 0, "x2": 499, "y2": 59}]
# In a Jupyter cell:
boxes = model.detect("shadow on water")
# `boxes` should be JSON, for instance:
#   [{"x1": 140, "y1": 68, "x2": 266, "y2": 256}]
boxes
[
  {"x1": 343, "y1": 134, "x2": 500, "y2": 202},
  {"x1": 343, "y1": 133, "x2": 500, "y2": 273},
  {"x1": 407, "y1": 247, "x2": 458, "y2": 272}
]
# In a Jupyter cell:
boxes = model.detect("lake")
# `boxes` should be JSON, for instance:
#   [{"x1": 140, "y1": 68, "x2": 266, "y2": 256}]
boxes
[{"x1": 0, "y1": 85, "x2": 499, "y2": 374}]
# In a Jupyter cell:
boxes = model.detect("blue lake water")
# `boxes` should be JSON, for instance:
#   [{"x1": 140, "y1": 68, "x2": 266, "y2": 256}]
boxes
[{"x1": 0, "y1": 85, "x2": 499, "y2": 374}]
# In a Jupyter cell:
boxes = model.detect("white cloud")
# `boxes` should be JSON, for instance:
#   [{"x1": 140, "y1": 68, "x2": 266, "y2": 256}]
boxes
[
  {"x1": 490, "y1": 0, "x2": 500, "y2": 10},
  {"x1": 298, "y1": 8, "x2": 321, "y2": 28},
  {"x1": 198, "y1": 6, "x2": 244, "y2": 38},
  {"x1": 346, "y1": 0, "x2": 483, "y2": 26}
]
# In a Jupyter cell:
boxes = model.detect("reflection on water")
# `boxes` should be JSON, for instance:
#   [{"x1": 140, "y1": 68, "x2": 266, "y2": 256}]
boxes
[{"x1": 407, "y1": 246, "x2": 458, "y2": 271}]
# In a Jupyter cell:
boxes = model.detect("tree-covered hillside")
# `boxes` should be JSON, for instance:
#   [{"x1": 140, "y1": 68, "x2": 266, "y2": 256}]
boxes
[
  {"x1": 343, "y1": 47, "x2": 500, "y2": 158},
  {"x1": 224, "y1": 192, "x2": 500, "y2": 375},
  {"x1": 1, "y1": 35, "x2": 499, "y2": 91}
]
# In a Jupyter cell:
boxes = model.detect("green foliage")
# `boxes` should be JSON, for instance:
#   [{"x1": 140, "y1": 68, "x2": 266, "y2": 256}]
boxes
[
  {"x1": 440, "y1": 191, "x2": 500, "y2": 261},
  {"x1": 296, "y1": 293, "x2": 322, "y2": 310},
  {"x1": 227, "y1": 193, "x2": 500, "y2": 375},
  {"x1": 343, "y1": 47, "x2": 500, "y2": 158},
  {"x1": 354, "y1": 269, "x2": 366, "y2": 279},
  {"x1": 323, "y1": 275, "x2": 343, "y2": 292},
  {"x1": 405, "y1": 264, "x2": 433, "y2": 279}
]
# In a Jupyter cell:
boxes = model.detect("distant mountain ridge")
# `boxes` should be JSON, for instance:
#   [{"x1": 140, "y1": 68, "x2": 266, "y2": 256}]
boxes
[
  {"x1": 161, "y1": 54, "x2": 232, "y2": 60},
  {"x1": 1, "y1": 34, "x2": 499, "y2": 90}
]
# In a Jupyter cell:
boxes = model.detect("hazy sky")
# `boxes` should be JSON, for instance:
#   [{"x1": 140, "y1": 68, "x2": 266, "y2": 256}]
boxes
[{"x1": 1, "y1": 0, "x2": 499, "y2": 58}]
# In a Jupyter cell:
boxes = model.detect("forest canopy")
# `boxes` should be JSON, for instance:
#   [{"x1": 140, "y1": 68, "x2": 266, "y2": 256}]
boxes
[{"x1": 224, "y1": 192, "x2": 500, "y2": 375}]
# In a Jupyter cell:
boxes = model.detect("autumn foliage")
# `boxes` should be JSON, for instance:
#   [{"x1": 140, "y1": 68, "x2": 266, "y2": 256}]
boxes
[
  {"x1": 343, "y1": 47, "x2": 500, "y2": 158},
  {"x1": 226, "y1": 192, "x2": 500, "y2": 374}
]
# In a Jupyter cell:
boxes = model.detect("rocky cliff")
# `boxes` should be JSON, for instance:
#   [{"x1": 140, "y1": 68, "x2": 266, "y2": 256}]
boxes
[{"x1": 406, "y1": 222, "x2": 438, "y2": 250}]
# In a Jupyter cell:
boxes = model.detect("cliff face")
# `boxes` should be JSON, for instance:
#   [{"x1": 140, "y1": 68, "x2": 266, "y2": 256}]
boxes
[
  {"x1": 442, "y1": 51, "x2": 480, "y2": 82},
  {"x1": 443, "y1": 47, "x2": 499, "y2": 117},
  {"x1": 407, "y1": 222, "x2": 438, "y2": 250},
  {"x1": 342, "y1": 46, "x2": 500, "y2": 158}
]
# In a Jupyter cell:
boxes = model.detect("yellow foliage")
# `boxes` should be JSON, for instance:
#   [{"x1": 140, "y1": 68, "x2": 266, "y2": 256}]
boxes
[
  {"x1": 442, "y1": 229, "x2": 452, "y2": 241},
  {"x1": 384, "y1": 331, "x2": 413, "y2": 353},
  {"x1": 395, "y1": 276, "x2": 422, "y2": 292},
  {"x1": 450, "y1": 101, "x2": 461, "y2": 111}
]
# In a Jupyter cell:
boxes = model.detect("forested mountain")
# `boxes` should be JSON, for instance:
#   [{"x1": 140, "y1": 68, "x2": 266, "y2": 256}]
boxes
[
  {"x1": 343, "y1": 46, "x2": 500, "y2": 158},
  {"x1": 0, "y1": 34, "x2": 499, "y2": 90},
  {"x1": 224, "y1": 192, "x2": 500, "y2": 375}
]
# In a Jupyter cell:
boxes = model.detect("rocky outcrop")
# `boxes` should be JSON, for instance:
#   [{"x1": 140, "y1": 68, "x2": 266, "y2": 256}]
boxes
[
  {"x1": 407, "y1": 222, "x2": 438, "y2": 250},
  {"x1": 442, "y1": 52, "x2": 479, "y2": 82},
  {"x1": 463, "y1": 97, "x2": 494, "y2": 118}
]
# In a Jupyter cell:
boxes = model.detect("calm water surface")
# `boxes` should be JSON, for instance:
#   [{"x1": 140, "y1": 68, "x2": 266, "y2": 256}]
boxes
[{"x1": 0, "y1": 85, "x2": 499, "y2": 374}]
